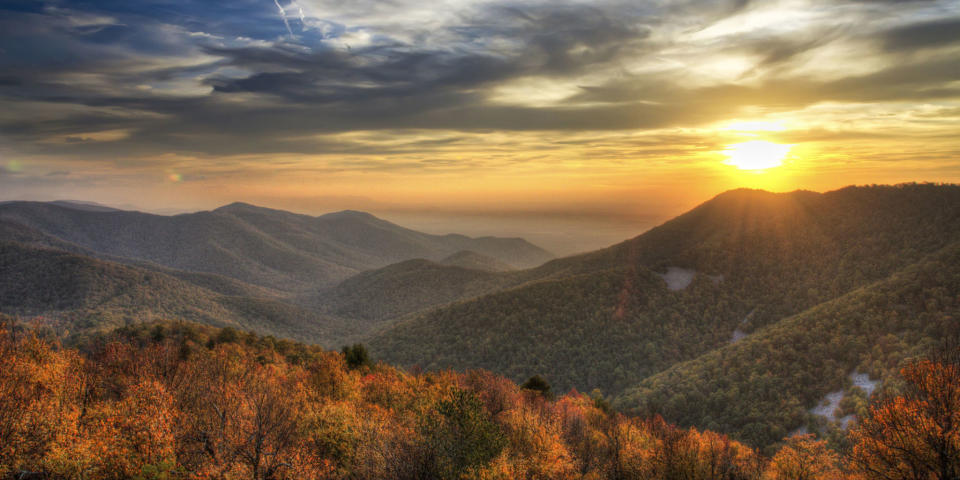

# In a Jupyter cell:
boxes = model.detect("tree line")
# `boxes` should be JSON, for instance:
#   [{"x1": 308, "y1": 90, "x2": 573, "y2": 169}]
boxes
[{"x1": 1, "y1": 320, "x2": 957, "y2": 480}]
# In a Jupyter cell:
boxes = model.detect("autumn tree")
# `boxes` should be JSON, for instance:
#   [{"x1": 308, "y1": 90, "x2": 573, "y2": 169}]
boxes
[
  {"x1": 459, "y1": 370, "x2": 519, "y2": 418},
  {"x1": 76, "y1": 379, "x2": 178, "y2": 479},
  {"x1": 647, "y1": 416, "x2": 761, "y2": 480},
  {"x1": 763, "y1": 434, "x2": 841, "y2": 480},
  {"x1": 172, "y1": 345, "x2": 322, "y2": 479},
  {"x1": 850, "y1": 358, "x2": 960, "y2": 480},
  {"x1": 0, "y1": 323, "x2": 84, "y2": 477},
  {"x1": 234, "y1": 365, "x2": 316, "y2": 480}
]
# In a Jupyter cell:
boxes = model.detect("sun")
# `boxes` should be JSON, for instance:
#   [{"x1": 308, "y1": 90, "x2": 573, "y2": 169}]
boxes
[{"x1": 722, "y1": 141, "x2": 792, "y2": 170}]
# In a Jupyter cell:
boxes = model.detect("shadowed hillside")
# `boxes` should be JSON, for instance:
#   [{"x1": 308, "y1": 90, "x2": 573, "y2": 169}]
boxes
[
  {"x1": 0, "y1": 202, "x2": 553, "y2": 291},
  {"x1": 618, "y1": 240, "x2": 960, "y2": 448},
  {"x1": 313, "y1": 259, "x2": 510, "y2": 331},
  {"x1": 0, "y1": 241, "x2": 354, "y2": 345},
  {"x1": 439, "y1": 250, "x2": 515, "y2": 272}
]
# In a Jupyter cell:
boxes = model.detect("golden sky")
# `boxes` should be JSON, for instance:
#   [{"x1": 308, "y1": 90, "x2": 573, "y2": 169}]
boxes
[{"x1": 1, "y1": 0, "x2": 958, "y2": 252}]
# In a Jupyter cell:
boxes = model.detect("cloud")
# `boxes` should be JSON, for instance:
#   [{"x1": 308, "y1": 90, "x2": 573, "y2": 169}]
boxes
[
  {"x1": 879, "y1": 17, "x2": 960, "y2": 52},
  {"x1": 0, "y1": 0, "x2": 957, "y2": 163}
]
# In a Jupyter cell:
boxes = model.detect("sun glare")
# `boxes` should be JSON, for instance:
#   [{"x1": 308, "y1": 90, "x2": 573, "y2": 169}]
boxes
[{"x1": 722, "y1": 141, "x2": 792, "y2": 170}]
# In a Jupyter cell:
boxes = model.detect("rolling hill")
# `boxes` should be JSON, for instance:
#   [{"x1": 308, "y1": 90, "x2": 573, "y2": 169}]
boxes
[
  {"x1": 439, "y1": 250, "x2": 515, "y2": 272},
  {"x1": 312, "y1": 259, "x2": 512, "y2": 332},
  {"x1": 0, "y1": 240, "x2": 355, "y2": 346},
  {"x1": 0, "y1": 201, "x2": 553, "y2": 291}
]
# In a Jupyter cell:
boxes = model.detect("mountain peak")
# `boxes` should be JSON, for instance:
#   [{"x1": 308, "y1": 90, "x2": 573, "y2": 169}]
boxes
[
  {"x1": 319, "y1": 210, "x2": 379, "y2": 221},
  {"x1": 711, "y1": 188, "x2": 803, "y2": 201},
  {"x1": 213, "y1": 202, "x2": 313, "y2": 219},
  {"x1": 214, "y1": 201, "x2": 263, "y2": 212}
]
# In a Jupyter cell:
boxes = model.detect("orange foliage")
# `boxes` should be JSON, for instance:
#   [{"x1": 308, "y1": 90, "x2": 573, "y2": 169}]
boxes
[
  {"x1": 11, "y1": 321, "x2": 946, "y2": 480},
  {"x1": 73, "y1": 379, "x2": 177, "y2": 479},
  {"x1": 762, "y1": 434, "x2": 841, "y2": 480},
  {"x1": 0, "y1": 327, "x2": 84, "y2": 476},
  {"x1": 850, "y1": 359, "x2": 960, "y2": 480}
]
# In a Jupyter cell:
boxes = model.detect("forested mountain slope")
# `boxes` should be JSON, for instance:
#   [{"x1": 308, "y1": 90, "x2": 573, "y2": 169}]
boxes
[
  {"x1": 0, "y1": 218, "x2": 95, "y2": 255},
  {"x1": 439, "y1": 250, "x2": 515, "y2": 272},
  {"x1": 583, "y1": 184, "x2": 960, "y2": 330},
  {"x1": 0, "y1": 202, "x2": 552, "y2": 291},
  {"x1": 0, "y1": 202, "x2": 554, "y2": 345},
  {"x1": 370, "y1": 263, "x2": 743, "y2": 395},
  {"x1": 0, "y1": 241, "x2": 353, "y2": 345},
  {"x1": 617, "y1": 240, "x2": 960, "y2": 448},
  {"x1": 313, "y1": 259, "x2": 512, "y2": 330},
  {"x1": 0, "y1": 218, "x2": 280, "y2": 299},
  {"x1": 369, "y1": 184, "x2": 960, "y2": 435}
]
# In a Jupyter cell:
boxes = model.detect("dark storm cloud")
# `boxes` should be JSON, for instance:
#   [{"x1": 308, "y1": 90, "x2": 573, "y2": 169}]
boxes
[
  {"x1": 0, "y1": 0, "x2": 958, "y2": 159},
  {"x1": 202, "y1": 45, "x2": 519, "y2": 103}
]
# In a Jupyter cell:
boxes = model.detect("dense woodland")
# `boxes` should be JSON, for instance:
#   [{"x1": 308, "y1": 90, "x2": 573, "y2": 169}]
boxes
[
  {"x1": 371, "y1": 266, "x2": 750, "y2": 396},
  {"x1": 619, "y1": 241, "x2": 960, "y2": 448},
  {"x1": 2, "y1": 319, "x2": 958, "y2": 480},
  {"x1": 0, "y1": 241, "x2": 350, "y2": 345}
]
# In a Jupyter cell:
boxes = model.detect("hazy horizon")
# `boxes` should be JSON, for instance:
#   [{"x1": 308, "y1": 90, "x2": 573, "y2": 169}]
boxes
[
  {"x1": 2, "y1": 0, "x2": 958, "y2": 232},
  {"x1": 0, "y1": 192, "x2": 671, "y2": 255},
  {"x1": 4, "y1": 179, "x2": 957, "y2": 254}
]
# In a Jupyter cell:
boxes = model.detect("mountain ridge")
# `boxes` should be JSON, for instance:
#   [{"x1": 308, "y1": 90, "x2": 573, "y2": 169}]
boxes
[
  {"x1": 0, "y1": 240, "x2": 354, "y2": 345},
  {"x1": 0, "y1": 201, "x2": 554, "y2": 291}
]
